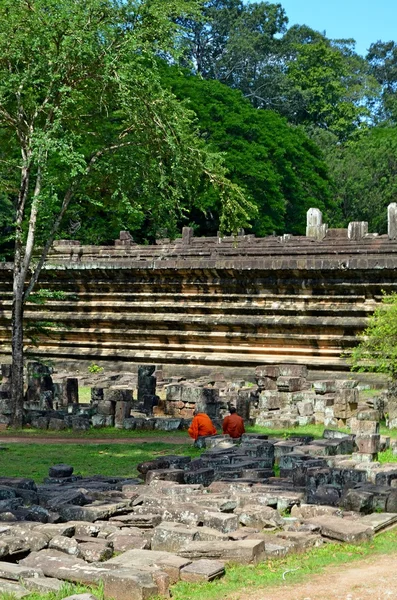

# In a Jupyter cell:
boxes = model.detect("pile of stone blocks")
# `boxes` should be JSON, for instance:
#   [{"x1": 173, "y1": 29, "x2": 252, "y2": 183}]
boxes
[
  {"x1": 350, "y1": 408, "x2": 381, "y2": 462},
  {"x1": 249, "y1": 365, "x2": 359, "y2": 428},
  {"x1": 164, "y1": 384, "x2": 226, "y2": 420},
  {"x1": 0, "y1": 440, "x2": 396, "y2": 599}
]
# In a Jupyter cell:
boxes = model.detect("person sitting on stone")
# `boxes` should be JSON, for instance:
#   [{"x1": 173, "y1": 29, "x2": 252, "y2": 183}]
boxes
[
  {"x1": 222, "y1": 406, "x2": 245, "y2": 439},
  {"x1": 188, "y1": 409, "x2": 217, "y2": 441}
]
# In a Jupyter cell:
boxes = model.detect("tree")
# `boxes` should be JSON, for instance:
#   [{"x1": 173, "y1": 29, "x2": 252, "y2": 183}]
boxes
[
  {"x1": 367, "y1": 40, "x2": 397, "y2": 122},
  {"x1": 0, "y1": 0, "x2": 255, "y2": 426},
  {"x1": 322, "y1": 125, "x2": 397, "y2": 232},
  {"x1": 162, "y1": 66, "x2": 335, "y2": 235},
  {"x1": 349, "y1": 293, "x2": 397, "y2": 379}
]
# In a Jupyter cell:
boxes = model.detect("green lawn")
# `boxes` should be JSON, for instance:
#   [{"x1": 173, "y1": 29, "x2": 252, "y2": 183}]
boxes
[{"x1": 0, "y1": 442, "x2": 201, "y2": 482}]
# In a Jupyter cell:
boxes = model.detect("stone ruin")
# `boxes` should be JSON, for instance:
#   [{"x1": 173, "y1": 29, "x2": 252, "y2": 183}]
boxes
[
  {"x1": 0, "y1": 430, "x2": 396, "y2": 598},
  {"x1": 1, "y1": 361, "x2": 397, "y2": 436}
]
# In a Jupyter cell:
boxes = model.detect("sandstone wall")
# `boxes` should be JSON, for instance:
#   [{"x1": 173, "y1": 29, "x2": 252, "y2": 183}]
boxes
[{"x1": 2, "y1": 211, "x2": 397, "y2": 372}]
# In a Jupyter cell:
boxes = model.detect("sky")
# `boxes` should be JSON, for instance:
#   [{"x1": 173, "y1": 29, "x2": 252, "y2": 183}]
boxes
[{"x1": 247, "y1": 0, "x2": 395, "y2": 57}]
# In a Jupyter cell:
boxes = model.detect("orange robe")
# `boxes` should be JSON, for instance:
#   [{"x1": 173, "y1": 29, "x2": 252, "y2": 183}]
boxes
[
  {"x1": 188, "y1": 413, "x2": 217, "y2": 440},
  {"x1": 222, "y1": 413, "x2": 245, "y2": 438}
]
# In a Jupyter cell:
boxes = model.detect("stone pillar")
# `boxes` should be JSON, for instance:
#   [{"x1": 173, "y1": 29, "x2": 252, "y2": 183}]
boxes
[
  {"x1": 138, "y1": 365, "x2": 157, "y2": 414},
  {"x1": 182, "y1": 227, "x2": 193, "y2": 245},
  {"x1": 114, "y1": 401, "x2": 132, "y2": 429},
  {"x1": 61, "y1": 378, "x2": 79, "y2": 406},
  {"x1": 348, "y1": 221, "x2": 368, "y2": 240},
  {"x1": 26, "y1": 362, "x2": 54, "y2": 409},
  {"x1": 388, "y1": 203, "x2": 397, "y2": 240},
  {"x1": 91, "y1": 388, "x2": 104, "y2": 405},
  {"x1": 115, "y1": 231, "x2": 134, "y2": 247},
  {"x1": 306, "y1": 208, "x2": 327, "y2": 240},
  {"x1": 0, "y1": 365, "x2": 12, "y2": 426}
]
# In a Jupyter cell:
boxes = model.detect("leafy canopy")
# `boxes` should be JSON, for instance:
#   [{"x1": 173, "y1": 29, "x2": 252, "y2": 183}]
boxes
[
  {"x1": 162, "y1": 66, "x2": 334, "y2": 236},
  {"x1": 0, "y1": 0, "x2": 255, "y2": 261},
  {"x1": 349, "y1": 293, "x2": 397, "y2": 379}
]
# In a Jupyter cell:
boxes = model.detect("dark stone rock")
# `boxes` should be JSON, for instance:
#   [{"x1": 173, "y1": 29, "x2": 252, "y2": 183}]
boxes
[
  {"x1": 184, "y1": 469, "x2": 214, "y2": 486},
  {"x1": 49, "y1": 464, "x2": 74, "y2": 478}
]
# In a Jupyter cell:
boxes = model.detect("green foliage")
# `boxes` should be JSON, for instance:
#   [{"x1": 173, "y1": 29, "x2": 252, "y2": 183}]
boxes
[
  {"x1": 162, "y1": 66, "x2": 334, "y2": 235},
  {"x1": 87, "y1": 363, "x2": 104, "y2": 374},
  {"x1": 349, "y1": 293, "x2": 397, "y2": 378},
  {"x1": 322, "y1": 125, "x2": 397, "y2": 232},
  {"x1": 0, "y1": 0, "x2": 254, "y2": 260}
]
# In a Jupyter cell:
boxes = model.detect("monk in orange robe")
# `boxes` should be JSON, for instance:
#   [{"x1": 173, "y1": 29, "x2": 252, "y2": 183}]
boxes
[
  {"x1": 188, "y1": 410, "x2": 217, "y2": 440},
  {"x1": 222, "y1": 407, "x2": 245, "y2": 439}
]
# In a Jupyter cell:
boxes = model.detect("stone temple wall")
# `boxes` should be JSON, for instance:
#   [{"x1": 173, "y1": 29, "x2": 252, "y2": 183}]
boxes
[{"x1": 2, "y1": 206, "x2": 397, "y2": 372}]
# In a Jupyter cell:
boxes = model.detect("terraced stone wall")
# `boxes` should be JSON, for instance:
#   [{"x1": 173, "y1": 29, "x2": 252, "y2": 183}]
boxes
[{"x1": 2, "y1": 208, "x2": 397, "y2": 373}]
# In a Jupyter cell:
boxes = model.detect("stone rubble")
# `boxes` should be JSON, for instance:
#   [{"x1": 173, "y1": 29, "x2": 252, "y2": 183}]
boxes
[{"x1": 0, "y1": 431, "x2": 393, "y2": 598}]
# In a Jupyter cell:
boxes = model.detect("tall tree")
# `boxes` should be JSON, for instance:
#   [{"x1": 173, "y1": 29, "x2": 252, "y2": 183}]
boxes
[
  {"x1": 323, "y1": 125, "x2": 397, "y2": 232},
  {"x1": 0, "y1": 0, "x2": 254, "y2": 426},
  {"x1": 367, "y1": 41, "x2": 397, "y2": 122},
  {"x1": 162, "y1": 66, "x2": 334, "y2": 236}
]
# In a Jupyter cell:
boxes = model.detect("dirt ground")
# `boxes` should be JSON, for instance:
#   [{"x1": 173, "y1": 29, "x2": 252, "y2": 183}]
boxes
[{"x1": 237, "y1": 552, "x2": 397, "y2": 600}]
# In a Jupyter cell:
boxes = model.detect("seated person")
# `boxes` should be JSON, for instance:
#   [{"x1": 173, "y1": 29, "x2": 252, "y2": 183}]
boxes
[
  {"x1": 188, "y1": 409, "x2": 217, "y2": 440},
  {"x1": 222, "y1": 406, "x2": 245, "y2": 439}
]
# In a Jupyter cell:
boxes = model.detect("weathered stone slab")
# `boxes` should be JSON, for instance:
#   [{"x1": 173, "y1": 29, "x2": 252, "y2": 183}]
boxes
[
  {"x1": 179, "y1": 539, "x2": 265, "y2": 564},
  {"x1": 201, "y1": 512, "x2": 238, "y2": 533},
  {"x1": 0, "y1": 579, "x2": 30, "y2": 598},
  {"x1": 23, "y1": 576, "x2": 64, "y2": 593},
  {"x1": 151, "y1": 522, "x2": 198, "y2": 552},
  {"x1": 359, "y1": 512, "x2": 397, "y2": 532},
  {"x1": 58, "y1": 501, "x2": 132, "y2": 522},
  {"x1": 180, "y1": 559, "x2": 225, "y2": 582},
  {"x1": 305, "y1": 516, "x2": 373, "y2": 543},
  {"x1": 0, "y1": 562, "x2": 44, "y2": 581}
]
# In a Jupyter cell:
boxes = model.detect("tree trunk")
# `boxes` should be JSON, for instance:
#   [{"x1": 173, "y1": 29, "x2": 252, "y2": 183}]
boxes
[{"x1": 11, "y1": 277, "x2": 25, "y2": 428}]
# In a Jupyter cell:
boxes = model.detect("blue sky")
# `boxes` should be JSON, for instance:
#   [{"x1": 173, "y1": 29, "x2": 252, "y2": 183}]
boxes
[{"x1": 247, "y1": 0, "x2": 395, "y2": 57}]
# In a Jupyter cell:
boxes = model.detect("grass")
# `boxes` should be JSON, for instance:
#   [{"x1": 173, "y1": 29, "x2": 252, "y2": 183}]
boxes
[
  {"x1": 0, "y1": 442, "x2": 201, "y2": 482},
  {"x1": 0, "y1": 426, "x2": 188, "y2": 438}
]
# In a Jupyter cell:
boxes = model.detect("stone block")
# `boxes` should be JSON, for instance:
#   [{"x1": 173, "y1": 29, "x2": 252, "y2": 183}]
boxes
[
  {"x1": 305, "y1": 515, "x2": 373, "y2": 543},
  {"x1": 184, "y1": 469, "x2": 214, "y2": 486},
  {"x1": 179, "y1": 539, "x2": 265, "y2": 564},
  {"x1": 278, "y1": 365, "x2": 308, "y2": 378},
  {"x1": 23, "y1": 577, "x2": 64, "y2": 593},
  {"x1": 297, "y1": 401, "x2": 314, "y2": 417},
  {"x1": 350, "y1": 418, "x2": 379, "y2": 435},
  {"x1": 356, "y1": 409, "x2": 380, "y2": 421},
  {"x1": 48, "y1": 418, "x2": 66, "y2": 431},
  {"x1": 313, "y1": 381, "x2": 336, "y2": 395},
  {"x1": 276, "y1": 377, "x2": 303, "y2": 392},
  {"x1": 201, "y1": 512, "x2": 239, "y2": 533},
  {"x1": 151, "y1": 522, "x2": 198, "y2": 552},
  {"x1": 154, "y1": 418, "x2": 182, "y2": 431},
  {"x1": 256, "y1": 377, "x2": 277, "y2": 390},
  {"x1": 180, "y1": 559, "x2": 225, "y2": 582},
  {"x1": 355, "y1": 434, "x2": 380, "y2": 454},
  {"x1": 258, "y1": 391, "x2": 288, "y2": 410},
  {"x1": 104, "y1": 389, "x2": 132, "y2": 404},
  {"x1": 145, "y1": 469, "x2": 185, "y2": 485},
  {"x1": 255, "y1": 366, "x2": 280, "y2": 379},
  {"x1": 341, "y1": 488, "x2": 374, "y2": 514}
]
